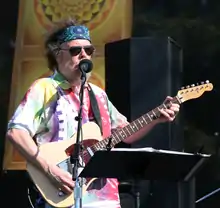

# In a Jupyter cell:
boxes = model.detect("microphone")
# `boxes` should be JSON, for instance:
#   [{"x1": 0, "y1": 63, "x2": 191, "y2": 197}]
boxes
[{"x1": 78, "y1": 59, "x2": 93, "y2": 73}]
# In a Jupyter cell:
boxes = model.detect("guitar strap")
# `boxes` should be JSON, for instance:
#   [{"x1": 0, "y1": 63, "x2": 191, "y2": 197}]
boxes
[{"x1": 87, "y1": 84, "x2": 103, "y2": 135}]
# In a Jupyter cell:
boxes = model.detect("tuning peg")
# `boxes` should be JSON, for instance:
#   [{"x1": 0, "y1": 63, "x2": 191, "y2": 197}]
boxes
[
  {"x1": 186, "y1": 85, "x2": 190, "y2": 88},
  {"x1": 196, "y1": 83, "x2": 200, "y2": 86},
  {"x1": 201, "y1": 81, "x2": 204, "y2": 84},
  {"x1": 206, "y1": 80, "x2": 209, "y2": 83},
  {"x1": 181, "y1": 87, "x2": 185, "y2": 90},
  {"x1": 191, "y1": 84, "x2": 195, "y2": 87}
]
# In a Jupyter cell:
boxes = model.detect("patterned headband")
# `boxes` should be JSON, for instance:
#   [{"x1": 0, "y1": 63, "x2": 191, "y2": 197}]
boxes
[{"x1": 57, "y1": 25, "x2": 91, "y2": 44}]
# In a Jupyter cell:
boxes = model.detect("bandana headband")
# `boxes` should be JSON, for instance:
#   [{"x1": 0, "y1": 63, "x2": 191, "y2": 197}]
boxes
[{"x1": 57, "y1": 25, "x2": 91, "y2": 44}]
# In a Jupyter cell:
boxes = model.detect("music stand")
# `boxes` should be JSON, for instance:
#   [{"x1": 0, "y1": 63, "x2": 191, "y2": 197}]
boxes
[{"x1": 80, "y1": 148, "x2": 211, "y2": 208}]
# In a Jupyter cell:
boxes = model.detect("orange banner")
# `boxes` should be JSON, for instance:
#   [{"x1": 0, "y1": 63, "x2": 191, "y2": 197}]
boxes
[{"x1": 3, "y1": 0, "x2": 133, "y2": 170}]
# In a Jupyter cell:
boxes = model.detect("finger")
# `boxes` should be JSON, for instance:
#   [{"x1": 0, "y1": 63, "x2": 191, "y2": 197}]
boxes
[
  {"x1": 53, "y1": 178, "x2": 74, "y2": 195},
  {"x1": 47, "y1": 171, "x2": 74, "y2": 191},
  {"x1": 169, "y1": 106, "x2": 179, "y2": 113},
  {"x1": 165, "y1": 96, "x2": 173, "y2": 101},
  {"x1": 170, "y1": 103, "x2": 180, "y2": 108},
  {"x1": 63, "y1": 171, "x2": 74, "y2": 181},
  {"x1": 163, "y1": 97, "x2": 173, "y2": 108},
  {"x1": 163, "y1": 96, "x2": 173, "y2": 104},
  {"x1": 59, "y1": 184, "x2": 73, "y2": 194},
  {"x1": 163, "y1": 109, "x2": 175, "y2": 117},
  {"x1": 159, "y1": 109, "x2": 171, "y2": 118},
  {"x1": 65, "y1": 179, "x2": 75, "y2": 189},
  {"x1": 61, "y1": 176, "x2": 75, "y2": 189}
]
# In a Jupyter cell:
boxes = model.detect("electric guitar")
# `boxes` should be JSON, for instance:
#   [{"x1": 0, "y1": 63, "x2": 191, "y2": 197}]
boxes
[{"x1": 27, "y1": 81, "x2": 213, "y2": 207}]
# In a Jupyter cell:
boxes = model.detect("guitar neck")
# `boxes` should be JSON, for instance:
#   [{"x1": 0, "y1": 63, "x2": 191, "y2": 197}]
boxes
[{"x1": 93, "y1": 96, "x2": 181, "y2": 151}]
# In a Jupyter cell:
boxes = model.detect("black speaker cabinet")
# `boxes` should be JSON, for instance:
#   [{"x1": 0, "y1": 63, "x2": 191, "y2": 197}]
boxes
[{"x1": 105, "y1": 36, "x2": 184, "y2": 151}]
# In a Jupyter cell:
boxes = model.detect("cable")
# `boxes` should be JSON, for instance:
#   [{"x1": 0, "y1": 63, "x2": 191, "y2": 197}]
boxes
[{"x1": 27, "y1": 187, "x2": 35, "y2": 208}]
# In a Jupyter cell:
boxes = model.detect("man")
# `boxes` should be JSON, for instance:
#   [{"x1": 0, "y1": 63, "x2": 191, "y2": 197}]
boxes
[{"x1": 6, "y1": 19, "x2": 180, "y2": 208}]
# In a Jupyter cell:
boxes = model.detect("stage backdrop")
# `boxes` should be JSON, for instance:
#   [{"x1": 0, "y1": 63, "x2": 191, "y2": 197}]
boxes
[{"x1": 3, "y1": 0, "x2": 132, "y2": 170}]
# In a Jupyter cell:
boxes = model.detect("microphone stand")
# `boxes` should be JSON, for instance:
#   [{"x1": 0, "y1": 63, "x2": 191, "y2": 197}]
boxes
[
  {"x1": 70, "y1": 69, "x2": 87, "y2": 208},
  {"x1": 196, "y1": 187, "x2": 220, "y2": 204}
]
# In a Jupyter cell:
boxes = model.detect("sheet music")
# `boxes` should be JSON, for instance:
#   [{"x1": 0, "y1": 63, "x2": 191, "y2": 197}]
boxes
[{"x1": 111, "y1": 147, "x2": 211, "y2": 157}]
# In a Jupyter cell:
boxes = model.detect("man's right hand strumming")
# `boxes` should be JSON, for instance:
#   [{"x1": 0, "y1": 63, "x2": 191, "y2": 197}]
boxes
[
  {"x1": 46, "y1": 164, "x2": 75, "y2": 194},
  {"x1": 6, "y1": 129, "x2": 75, "y2": 194}
]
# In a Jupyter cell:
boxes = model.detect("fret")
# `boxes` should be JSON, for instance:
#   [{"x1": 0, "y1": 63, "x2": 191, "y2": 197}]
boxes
[
  {"x1": 157, "y1": 107, "x2": 162, "y2": 111},
  {"x1": 93, "y1": 143, "x2": 98, "y2": 151},
  {"x1": 92, "y1": 145, "x2": 97, "y2": 151},
  {"x1": 139, "y1": 116, "x2": 146, "y2": 124},
  {"x1": 148, "y1": 112, "x2": 155, "y2": 120},
  {"x1": 137, "y1": 116, "x2": 147, "y2": 129},
  {"x1": 126, "y1": 124, "x2": 135, "y2": 135},
  {"x1": 142, "y1": 115, "x2": 148, "y2": 124},
  {"x1": 128, "y1": 122, "x2": 139, "y2": 134},
  {"x1": 124, "y1": 125, "x2": 133, "y2": 135},
  {"x1": 115, "y1": 135, "x2": 121, "y2": 144},
  {"x1": 97, "y1": 142, "x2": 102, "y2": 149},
  {"x1": 123, "y1": 126, "x2": 132, "y2": 137},
  {"x1": 90, "y1": 145, "x2": 96, "y2": 152},
  {"x1": 105, "y1": 139, "x2": 109, "y2": 147},
  {"x1": 133, "y1": 121, "x2": 139, "y2": 130},
  {"x1": 147, "y1": 113, "x2": 153, "y2": 121},
  {"x1": 162, "y1": 103, "x2": 168, "y2": 109},
  {"x1": 152, "y1": 110, "x2": 157, "y2": 118},
  {"x1": 159, "y1": 104, "x2": 164, "y2": 109},
  {"x1": 96, "y1": 140, "x2": 105, "y2": 150},
  {"x1": 156, "y1": 108, "x2": 161, "y2": 113},
  {"x1": 143, "y1": 114, "x2": 150, "y2": 123},
  {"x1": 116, "y1": 134, "x2": 122, "y2": 143},
  {"x1": 100, "y1": 141, "x2": 105, "y2": 148},
  {"x1": 122, "y1": 129, "x2": 129, "y2": 137},
  {"x1": 112, "y1": 131, "x2": 121, "y2": 142},
  {"x1": 95, "y1": 142, "x2": 101, "y2": 150},
  {"x1": 100, "y1": 142, "x2": 105, "y2": 148},
  {"x1": 127, "y1": 124, "x2": 135, "y2": 132},
  {"x1": 118, "y1": 130, "x2": 123, "y2": 138},
  {"x1": 112, "y1": 139, "x2": 117, "y2": 146},
  {"x1": 174, "y1": 96, "x2": 181, "y2": 104},
  {"x1": 118, "y1": 129, "x2": 127, "y2": 139},
  {"x1": 136, "y1": 120, "x2": 142, "y2": 129},
  {"x1": 109, "y1": 137, "x2": 116, "y2": 147},
  {"x1": 103, "y1": 139, "x2": 108, "y2": 146}
]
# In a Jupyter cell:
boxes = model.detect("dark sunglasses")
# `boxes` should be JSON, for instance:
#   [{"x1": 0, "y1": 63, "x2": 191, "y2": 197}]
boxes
[{"x1": 61, "y1": 46, "x2": 95, "y2": 56}]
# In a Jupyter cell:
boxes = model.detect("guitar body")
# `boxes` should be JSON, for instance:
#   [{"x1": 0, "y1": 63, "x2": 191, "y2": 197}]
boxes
[{"x1": 27, "y1": 122, "x2": 103, "y2": 208}]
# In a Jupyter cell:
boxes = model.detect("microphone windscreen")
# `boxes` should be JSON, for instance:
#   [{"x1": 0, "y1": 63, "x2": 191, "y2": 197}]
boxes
[{"x1": 79, "y1": 59, "x2": 93, "y2": 73}]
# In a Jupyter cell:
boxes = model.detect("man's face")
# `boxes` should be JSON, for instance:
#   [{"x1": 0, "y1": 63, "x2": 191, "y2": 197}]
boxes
[{"x1": 56, "y1": 39, "x2": 94, "y2": 85}]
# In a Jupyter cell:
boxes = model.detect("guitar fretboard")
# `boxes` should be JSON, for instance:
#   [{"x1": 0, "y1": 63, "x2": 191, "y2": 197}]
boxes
[{"x1": 90, "y1": 96, "x2": 181, "y2": 152}]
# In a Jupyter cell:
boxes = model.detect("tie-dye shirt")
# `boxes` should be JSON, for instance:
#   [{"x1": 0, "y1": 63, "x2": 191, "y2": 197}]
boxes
[{"x1": 7, "y1": 71, "x2": 128, "y2": 208}]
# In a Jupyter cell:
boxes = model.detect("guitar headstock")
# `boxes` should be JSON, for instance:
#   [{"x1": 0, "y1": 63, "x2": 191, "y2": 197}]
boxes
[{"x1": 177, "y1": 80, "x2": 213, "y2": 103}]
